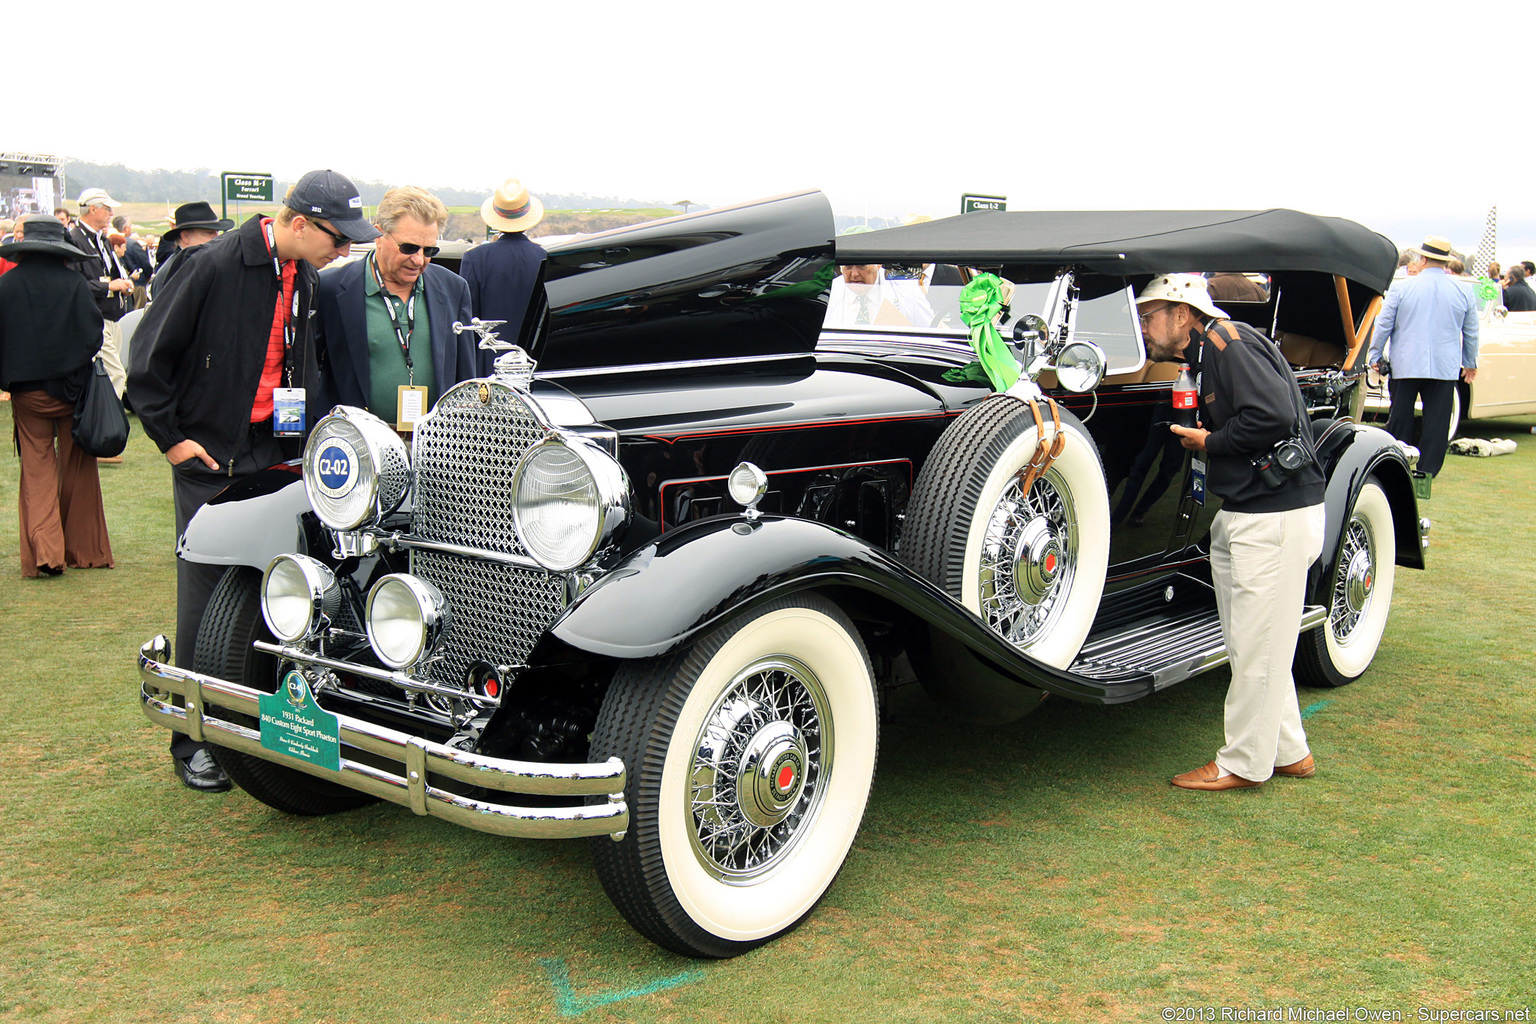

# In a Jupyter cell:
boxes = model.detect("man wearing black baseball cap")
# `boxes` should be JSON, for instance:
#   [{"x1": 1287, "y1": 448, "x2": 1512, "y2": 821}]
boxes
[{"x1": 127, "y1": 168, "x2": 379, "y2": 793}]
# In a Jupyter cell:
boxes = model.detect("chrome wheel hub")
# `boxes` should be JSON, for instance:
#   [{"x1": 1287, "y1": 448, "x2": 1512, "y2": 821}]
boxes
[
  {"x1": 689, "y1": 657, "x2": 829, "y2": 881},
  {"x1": 1011, "y1": 518, "x2": 1061, "y2": 605},
  {"x1": 979, "y1": 471, "x2": 1077, "y2": 648},
  {"x1": 1344, "y1": 548, "x2": 1375, "y2": 616}
]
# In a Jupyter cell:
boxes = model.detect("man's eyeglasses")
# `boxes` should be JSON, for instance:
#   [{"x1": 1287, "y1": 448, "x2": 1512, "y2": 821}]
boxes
[
  {"x1": 391, "y1": 237, "x2": 441, "y2": 258},
  {"x1": 306, "y1": 218, "x2": 351, "y2": 250},
  {"x1": 1138, "y1": 305, "x2": 1170, "y2": 324}
]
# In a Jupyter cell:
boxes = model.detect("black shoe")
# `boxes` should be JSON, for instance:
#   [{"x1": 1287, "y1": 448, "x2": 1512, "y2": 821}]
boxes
[{"x1": 176, "y1": 749, "x2": 232, "y2": 792}]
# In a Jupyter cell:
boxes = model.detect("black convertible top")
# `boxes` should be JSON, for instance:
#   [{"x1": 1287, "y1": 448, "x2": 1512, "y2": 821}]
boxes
[{"x1": 836, "y1": 209, "x2": 1399, "y2": 294}]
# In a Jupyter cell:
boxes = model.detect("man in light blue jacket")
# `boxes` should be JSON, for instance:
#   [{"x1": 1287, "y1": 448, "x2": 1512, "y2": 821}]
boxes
[{"x1": 1368, "y1": 234, "x2": 1479, "y2": 476}]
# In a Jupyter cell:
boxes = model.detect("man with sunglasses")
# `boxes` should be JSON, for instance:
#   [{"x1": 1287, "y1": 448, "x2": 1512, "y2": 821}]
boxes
[
  {"x1": 314, "y1": 186, "x2": 480, "y2": 431},
  {"x1": 127, "y1": 168, "x2": 379, "y2": 793}
]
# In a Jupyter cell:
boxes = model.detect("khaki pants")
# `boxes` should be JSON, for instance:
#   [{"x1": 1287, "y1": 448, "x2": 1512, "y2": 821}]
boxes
[
  {"x1": 99, "y1": 319, "x2": 126, "y2": 399},
  {"x1": 1210, "y1": 504, "x2": 1325, "y2": 782}
]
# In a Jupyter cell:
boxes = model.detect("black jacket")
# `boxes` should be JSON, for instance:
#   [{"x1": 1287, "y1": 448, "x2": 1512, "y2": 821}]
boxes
[
  {"x1": 0, "y1": 257, "x2": 104, "y2": 391},
  {"x1": 1503, "y1": 279, "x2": 1536, "y2": 312},
  {"x1": 1191, "y1": 318, "x2": 1325, "y2": 514},
  {"x1": 67, "y1": 222, "x2": 130, "y2": 322},
  {"x1": 127, "y1": 215, "x2": 325, "y2": 468}
]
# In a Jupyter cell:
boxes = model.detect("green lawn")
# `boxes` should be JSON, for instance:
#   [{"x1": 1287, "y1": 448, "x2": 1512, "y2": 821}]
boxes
[{"x1": 1, "y1": 404, "x2": 1532, "y2": 1023}]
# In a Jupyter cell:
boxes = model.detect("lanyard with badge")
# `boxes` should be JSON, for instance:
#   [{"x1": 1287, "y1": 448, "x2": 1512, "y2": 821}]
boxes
[
  {"x1": 371, "y1": 252, "x2": 429, "y2": 432},
  {"x1": 265, "y1": 220, "x2": 307, "y2": 437}
]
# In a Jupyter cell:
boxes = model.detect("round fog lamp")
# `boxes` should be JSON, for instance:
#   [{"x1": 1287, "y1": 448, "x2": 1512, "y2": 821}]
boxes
[
  {"x1": 1055, "y1": 341, "x2": 1107, "y2": 393},
  {"x1": 728, "y1": 462, "x2": 769, "y2": 512},
  {"x1": 365, "y1": 574, "x2": 449, "y2": 670},
  {"x1": 261, "y1": 554, "x2": 340, "y2": 642},
  {"x1": 303, "y1": 407, "x2": 410, "y2": 532}
]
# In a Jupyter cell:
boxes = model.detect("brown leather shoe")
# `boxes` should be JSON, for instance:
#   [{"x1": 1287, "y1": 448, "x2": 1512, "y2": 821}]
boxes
[
  {"x1": 1171, "y1": 761, "x2": 1262, "y2": 791},
  {"x1": 1274, "y1": 754, "x2": 1316, "y2": 778}
]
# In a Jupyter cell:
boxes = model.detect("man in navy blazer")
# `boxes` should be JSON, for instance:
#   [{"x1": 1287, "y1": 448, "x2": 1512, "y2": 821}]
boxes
[{"x1": 315, "y1": 186, "x2": 487, "y2": 427}]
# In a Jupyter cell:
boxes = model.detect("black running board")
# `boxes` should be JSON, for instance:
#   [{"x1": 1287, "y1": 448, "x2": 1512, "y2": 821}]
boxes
[{"x1": 1071, "y1": 605, "x2": 1327, "y2": 691}]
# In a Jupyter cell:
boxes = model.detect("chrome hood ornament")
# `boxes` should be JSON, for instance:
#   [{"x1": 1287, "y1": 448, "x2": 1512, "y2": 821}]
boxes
[{"x1": 453, "y1": 318, "x2": 537, "y2": 390}]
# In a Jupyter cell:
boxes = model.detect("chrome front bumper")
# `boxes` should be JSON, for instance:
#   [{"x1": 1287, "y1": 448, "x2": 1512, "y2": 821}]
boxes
[{"x1": 137, "y1": 636, "x2": 627, "y2": 841}]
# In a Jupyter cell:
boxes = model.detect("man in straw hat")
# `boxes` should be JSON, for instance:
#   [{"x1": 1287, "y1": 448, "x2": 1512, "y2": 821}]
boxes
[
  {"x1": 1135, "y1": 274, "x2": 1325, "y2": 792},
  {"x1": 128, "y1": 168, "x2": 378, "y2": 793},
  {"x1": 1367, "y1": 234, "x2": 1479, "y2": 477},
  {"x1": 459, "y1": 178, "x2": 547, "y2": 343}
]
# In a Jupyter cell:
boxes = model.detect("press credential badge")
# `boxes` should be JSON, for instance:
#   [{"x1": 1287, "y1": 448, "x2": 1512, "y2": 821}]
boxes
[{"x1": 273, "y1": 387, "x2": 307, "y2": 436}]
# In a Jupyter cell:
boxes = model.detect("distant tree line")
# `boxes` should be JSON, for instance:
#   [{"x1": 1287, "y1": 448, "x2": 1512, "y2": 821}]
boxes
[{"x1": 59, "y1": 160, "x2": 682, "y2": 212}]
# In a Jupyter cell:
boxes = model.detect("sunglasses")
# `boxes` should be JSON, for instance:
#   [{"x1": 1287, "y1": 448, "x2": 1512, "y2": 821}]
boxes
[
  {"x1": 307, "y1": 218, "x2": 351, "y2": 250},
  {"x1": 391, "y1": 237, "x2": 441, "y2": 258}
]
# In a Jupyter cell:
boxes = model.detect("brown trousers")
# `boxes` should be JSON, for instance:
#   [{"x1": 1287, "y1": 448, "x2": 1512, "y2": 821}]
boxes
[{"x1": 11, "y1": 389, "x2": 114, "y2": 577}]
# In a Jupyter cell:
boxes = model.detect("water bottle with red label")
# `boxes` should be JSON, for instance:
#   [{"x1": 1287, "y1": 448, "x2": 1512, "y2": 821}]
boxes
[{"x1": 1172, "y1": 365, "x2": 1198, "y2": 428}]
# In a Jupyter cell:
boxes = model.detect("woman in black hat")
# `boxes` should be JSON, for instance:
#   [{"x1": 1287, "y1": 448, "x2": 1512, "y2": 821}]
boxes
[{"x1": 0, "y1": 215, "x2": 115, "y2": 576}]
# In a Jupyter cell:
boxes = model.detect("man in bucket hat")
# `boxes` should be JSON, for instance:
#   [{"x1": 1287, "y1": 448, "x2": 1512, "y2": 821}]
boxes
[
  {"x1": 1135, "y1": 274, "x2": 1325, "y2": 792},
  {"x1": 128, "y1": 169, "x2": 379, "y2": 793},
  {"x1": 1367, "y1": 234, "x2": 1479, "y2": 477},
  {"x1": 459, "y1": 178, "x2": 548, "y2": 344}
]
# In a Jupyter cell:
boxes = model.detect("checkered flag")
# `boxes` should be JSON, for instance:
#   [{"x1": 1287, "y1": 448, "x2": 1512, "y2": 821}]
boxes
[{"x1": 1472, "y1": 205, "x2": 1497, "y2": 278}]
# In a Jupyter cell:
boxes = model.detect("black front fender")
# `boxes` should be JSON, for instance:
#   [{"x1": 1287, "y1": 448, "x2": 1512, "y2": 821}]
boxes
[
  {"x1": 548, "y1": 514, "x2": 1154, "y2": 704},
  {"x1": 1313, "y1": 423, "x2": 1425, "y2": 606}
]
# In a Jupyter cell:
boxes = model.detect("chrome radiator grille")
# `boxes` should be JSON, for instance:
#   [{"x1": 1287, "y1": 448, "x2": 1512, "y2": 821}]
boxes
[
  {"x1": 412, "y1": 383, "x2": 548, "y2": 554},
  {"x1": 410, "y1": 382, "x2": 566, "y2": 687},
  {"x1": 410, "y1": 550, "x2": 565, "y2": 687}
]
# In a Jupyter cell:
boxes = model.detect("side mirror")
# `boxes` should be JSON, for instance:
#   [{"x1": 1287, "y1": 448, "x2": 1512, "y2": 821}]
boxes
[{"x1": 1012, "y1": 314, "x2": 1048, "y2": 359}]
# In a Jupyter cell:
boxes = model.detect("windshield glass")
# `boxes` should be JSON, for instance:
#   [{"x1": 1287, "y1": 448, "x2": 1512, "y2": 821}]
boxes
[{"x1": 823, "y1": 266, "x2": 1144, "y2": 372}]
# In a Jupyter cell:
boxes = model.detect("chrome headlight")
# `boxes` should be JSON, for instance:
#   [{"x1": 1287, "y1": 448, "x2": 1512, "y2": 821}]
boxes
[
  {"x1": 1054, "y1": 341, "x2": 1107, "y2": 393},
  {"x1": 365, "y1": 574, "x2": 449, "y2": 670},
  {"x1": 261, "y1": 554, "x2": 341, "y2": 643},
  {"x1": 512, "y1": 438, "x2": 629, "y2": 571},
  {"x1": 303, "y1": 407, "x2": 410, "y2": 531}
]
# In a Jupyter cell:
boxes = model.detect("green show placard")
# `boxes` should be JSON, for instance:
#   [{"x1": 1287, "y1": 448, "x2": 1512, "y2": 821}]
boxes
[
  {"x1": 223, "y1": 172, "x2": 274, "y2": 203},
  {"x1": 961, "y1": 193, "x2": 1006, "y2": 214},
  {"x1": 259, "y1": 671, "x2": 341, "y2": 771}
]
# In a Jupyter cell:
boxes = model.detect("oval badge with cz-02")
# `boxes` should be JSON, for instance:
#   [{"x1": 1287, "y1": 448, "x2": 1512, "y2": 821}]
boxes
[{"x1": 314, "y1": 439, "x2": 360, "y2": 499}]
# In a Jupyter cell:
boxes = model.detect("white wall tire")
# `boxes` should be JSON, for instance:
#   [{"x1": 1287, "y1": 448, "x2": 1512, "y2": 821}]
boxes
[
  {"x1": 903, "y1": 398, "x2": 1110, "y2": 669},
  {"x1": 1296, "y1": 479, "x2": 1397, "y2": 687},
  {"x1": 589, "y1": 595, "x2": 877, "y2": 958}
]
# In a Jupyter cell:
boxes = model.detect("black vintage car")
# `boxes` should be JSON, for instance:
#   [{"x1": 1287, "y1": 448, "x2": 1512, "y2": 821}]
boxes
[{"x1": 137, "y1": 192, "x2": 1425, "y2": 958}]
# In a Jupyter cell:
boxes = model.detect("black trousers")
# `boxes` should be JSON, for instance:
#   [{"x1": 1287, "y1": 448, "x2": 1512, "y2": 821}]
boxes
[
  {"x1": 1384, "y1": 377, "x2": 1456, "y2": 477},
  {"x1": 168, "y1": 425, "x2": 288, "y2": 760}
]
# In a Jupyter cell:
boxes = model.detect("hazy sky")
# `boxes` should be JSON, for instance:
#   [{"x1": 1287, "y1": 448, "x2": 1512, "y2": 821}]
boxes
[{"x1": 13, "y1": 1, "x2": 1534, "y2": 259}]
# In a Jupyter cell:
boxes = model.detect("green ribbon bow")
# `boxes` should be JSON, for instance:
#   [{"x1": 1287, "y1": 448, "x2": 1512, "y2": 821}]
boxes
[
  {"x1": 1477, "y1": 277, "x2": 1500, "y2": 304},
  {"x1": 958, "y1": 273, "x2": 1020, "y2": 391}
]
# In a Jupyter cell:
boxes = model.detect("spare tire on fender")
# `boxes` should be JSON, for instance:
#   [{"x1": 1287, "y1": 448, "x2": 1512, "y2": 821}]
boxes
[{"x1": 902, "y1": 395, "x2": 1110, "y2": 670}]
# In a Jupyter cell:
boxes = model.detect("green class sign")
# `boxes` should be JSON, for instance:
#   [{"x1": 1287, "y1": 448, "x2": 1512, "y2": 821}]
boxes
[
  {"x1": 223, "y1": 172, "x2": 274, "y2": 203},
  {"x1": 961, "y1": 193, "x2": 1006, "y2": 214},
  {"x1": 259, "y1": 671, "x2": 341, "y2": 772}
]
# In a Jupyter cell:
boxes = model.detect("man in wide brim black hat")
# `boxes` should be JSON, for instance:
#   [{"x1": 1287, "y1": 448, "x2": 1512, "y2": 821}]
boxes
[
  {"x1": 0, "y1": 214, "x2": 93, "y2": 261},
  {"x1": 161, "y1": 201, "x2": 234, "y2": 244}
]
